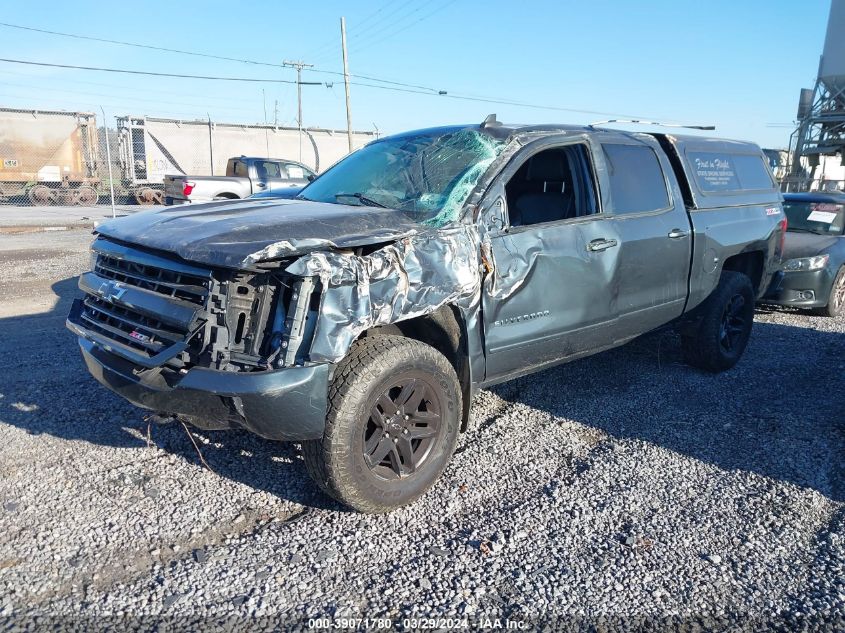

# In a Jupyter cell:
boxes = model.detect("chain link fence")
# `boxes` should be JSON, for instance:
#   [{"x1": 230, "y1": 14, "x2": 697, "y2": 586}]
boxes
[{"x1": 0, "y1": 106, "x2": 377, "y2": 207}]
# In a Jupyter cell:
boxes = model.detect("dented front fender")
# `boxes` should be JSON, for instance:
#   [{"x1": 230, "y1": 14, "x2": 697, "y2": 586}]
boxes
[{"x1": 285, "y1": 225, "x2": 483, "y2": 363}]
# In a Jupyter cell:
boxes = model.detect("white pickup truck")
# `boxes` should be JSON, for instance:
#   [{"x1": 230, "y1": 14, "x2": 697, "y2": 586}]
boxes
[{"x1": 164, "y1": 156, "x2": 315, "y2": 205}]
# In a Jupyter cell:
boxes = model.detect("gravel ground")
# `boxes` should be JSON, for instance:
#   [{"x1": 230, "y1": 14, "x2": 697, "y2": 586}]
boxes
[{"x1": 0, "y1": 230, "x2": 842, "y2": 630}]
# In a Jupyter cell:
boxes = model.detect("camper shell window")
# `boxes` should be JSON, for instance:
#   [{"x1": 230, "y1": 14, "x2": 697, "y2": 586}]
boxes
[{"x1": 687, "y1": 151, "x2": 775, "y2": 193}]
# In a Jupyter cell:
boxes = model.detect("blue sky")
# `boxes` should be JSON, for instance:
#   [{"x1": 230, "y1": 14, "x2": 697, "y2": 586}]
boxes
[{"x1": 0, "y1": 0, "x2": 833, "y2": 148}]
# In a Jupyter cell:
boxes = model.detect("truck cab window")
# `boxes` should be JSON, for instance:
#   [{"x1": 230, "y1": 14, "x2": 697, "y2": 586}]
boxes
[
  {"x1": 284, "y1": 163, "x2": 307, "y2": 179},
  {"x1": 602, "y1": 144, "x2": 670, "y2": 214},
  {"x1": 505, "y1": 145, "x2": 598, "y2": 227},
  {"x1": 232, "y1": 161, "x2": 248, "y2": 178}
]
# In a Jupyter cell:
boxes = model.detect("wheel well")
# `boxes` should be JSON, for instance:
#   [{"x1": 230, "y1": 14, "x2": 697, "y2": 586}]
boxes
[
  {"x1": 722, "y1": 251, "x2": 764, "y2": 294},
  {"x1": 215, "y1": 192, "x2": 239, "y2": 199},
  {"x1": 359, "y1": 305, "x2": 472, "y2": 431}
]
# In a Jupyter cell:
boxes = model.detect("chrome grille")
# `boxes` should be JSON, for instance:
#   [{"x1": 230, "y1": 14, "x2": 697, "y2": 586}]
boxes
[
  {"x1": 80, "y1": 296, "x2": 185, "y2": 356},
  {"x1": 77, "y1": 239, "x2": 213, "y2": 364},
  {"x1": 94, "y1": 253, "x2": 208, "y2": 305}
]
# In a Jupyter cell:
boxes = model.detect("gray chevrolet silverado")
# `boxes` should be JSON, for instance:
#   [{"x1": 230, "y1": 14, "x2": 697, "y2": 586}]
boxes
[{"x1": 68, "y1": 118, "x2": 785, "y2": 512}]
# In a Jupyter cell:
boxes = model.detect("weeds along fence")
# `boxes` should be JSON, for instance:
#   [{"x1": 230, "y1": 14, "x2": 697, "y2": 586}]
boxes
[{"x1": 0, "y1": 106, "x2": 377, "y2": 207}]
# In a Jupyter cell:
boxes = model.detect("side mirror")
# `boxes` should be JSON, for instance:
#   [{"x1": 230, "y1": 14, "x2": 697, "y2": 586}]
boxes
[{"x1": 306, "y1": 174, "x2": 316, "y2": 182}]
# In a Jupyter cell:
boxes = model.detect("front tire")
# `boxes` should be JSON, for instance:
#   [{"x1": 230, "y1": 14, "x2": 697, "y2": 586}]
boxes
[
  {"x1": 681, "y1": 271, "x2": 755, "y2": 372},
  {"x1": 303, "y1": 335, "x2": 461, "y2": 513},
  {"x1": 815, "y1": 267, "x2": 845, "y2": 318}
]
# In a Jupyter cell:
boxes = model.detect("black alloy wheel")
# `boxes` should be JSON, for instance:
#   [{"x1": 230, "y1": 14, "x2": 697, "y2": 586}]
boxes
[
  {"x1": 719, "y1": 293, "x2": 748, "y2": 354},
  {"x1": 302, "y1": 335, "x2": 461, "y2": 513},
  {"x1": 363, "y1": 373, "x2": 443, "y2": 480},
  {"x1": 681, "y1": 271, "x2": 755, "y2": 372}
]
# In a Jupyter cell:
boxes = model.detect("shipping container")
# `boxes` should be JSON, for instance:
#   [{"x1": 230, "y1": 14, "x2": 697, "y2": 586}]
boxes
[{"x1": 0, "y1": 107, "x2": 100, "y2": 205}]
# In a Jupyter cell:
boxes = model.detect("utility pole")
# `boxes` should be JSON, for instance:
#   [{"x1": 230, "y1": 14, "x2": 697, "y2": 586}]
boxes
[
  {"x1": 100, "y1": 107, "x2": 116, "y2": 219},
  {"x1": 340, "y1": 17, "x2": 353, "y2": 153},
  {"x1": 207, "y1": 113, "x2": 214, "y2": 176},
  {"x1": 262, "y1": 89, "x2": 269, "y2": 158},
  {"x1": 283, "y1": 59, "x2": 315, "y2": 161}
]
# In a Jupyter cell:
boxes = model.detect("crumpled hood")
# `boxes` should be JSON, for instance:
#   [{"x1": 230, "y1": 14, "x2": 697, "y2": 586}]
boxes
[
  {"x1": 95, "y1": 198, "x2": 422, "y2": 269},
  {"x1": 782, "y1": 232, "x2": 841, "y2": 260}
]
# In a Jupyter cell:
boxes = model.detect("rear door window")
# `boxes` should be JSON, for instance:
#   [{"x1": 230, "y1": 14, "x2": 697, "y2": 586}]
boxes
[
  {"x1": 687, "y1": 151, "x2": 774, "y2": 192},
  {"x1": 602, "y1": 144, "x2": 670, "y2": 214}
]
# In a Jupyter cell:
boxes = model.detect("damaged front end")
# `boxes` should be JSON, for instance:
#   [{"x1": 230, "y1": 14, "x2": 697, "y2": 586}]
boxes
[
  {"x1": 67, "y1": 224, "x2": 483, "y2": 441},
  {"x1": 67, "y1": 237, "x2": 331, "y2": 440},
  {"x1": 68, "y1": 123, "x2": 506, "y2": 442},
  {"x1": 285, "y1": 225, "x2": 482, "y2": 364}
]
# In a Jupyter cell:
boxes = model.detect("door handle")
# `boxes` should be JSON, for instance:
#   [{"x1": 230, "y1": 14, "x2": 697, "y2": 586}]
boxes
[
  {"x1": 256, "y1": 181, "x2": 267, "y2": 188},
  {"x1": 668, "y1": 229, "x2": 689, "y2": 239},
  {"x1": 587, "y1": 238, "x2": 618, "y2": 252}
]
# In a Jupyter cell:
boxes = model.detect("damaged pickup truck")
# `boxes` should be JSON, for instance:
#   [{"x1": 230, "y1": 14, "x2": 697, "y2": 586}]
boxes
[{"x1": 67, "y1": 117, "x2": 785, "y2": 512}]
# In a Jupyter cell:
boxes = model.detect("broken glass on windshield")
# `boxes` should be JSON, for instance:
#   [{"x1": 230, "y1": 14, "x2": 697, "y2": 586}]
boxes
[{"x1": 299, "y1": 127, "x2": 504, "y2": 227}]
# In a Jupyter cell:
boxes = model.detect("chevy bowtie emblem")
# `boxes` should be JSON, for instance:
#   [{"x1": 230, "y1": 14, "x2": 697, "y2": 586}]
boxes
[{"x1": 97, "y1": 280, "x2": 127, "y2": 303}]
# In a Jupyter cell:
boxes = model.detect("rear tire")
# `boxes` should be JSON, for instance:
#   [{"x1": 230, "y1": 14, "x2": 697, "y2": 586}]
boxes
[
  {"x1": 681, "y1": 271, "x2": 755, "y2": 372},
  {"x1": 814, "y1": 267, "x2": 845, "y2": 318},
  {"x1": 303, "y1": 335, "x2": 461, "y2": 513}
]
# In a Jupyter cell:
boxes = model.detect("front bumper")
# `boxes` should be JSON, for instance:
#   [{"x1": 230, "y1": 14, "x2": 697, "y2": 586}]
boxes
[
  {"x1": 69, "y1": 325, "x2": 330, "y2": 442},
  {"x1": 762, "y1": 268, "x2": 836, "y2": 308}
]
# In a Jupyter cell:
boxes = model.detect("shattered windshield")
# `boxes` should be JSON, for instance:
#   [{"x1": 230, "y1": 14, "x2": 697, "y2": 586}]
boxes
[{"x1": 298, "y1": 128, "x2": 504, "y2": 227}]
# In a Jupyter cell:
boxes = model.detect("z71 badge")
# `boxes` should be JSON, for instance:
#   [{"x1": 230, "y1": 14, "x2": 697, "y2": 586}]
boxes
[{"x1": 129, "y1": 330, "x2": 152, "y2": 344}]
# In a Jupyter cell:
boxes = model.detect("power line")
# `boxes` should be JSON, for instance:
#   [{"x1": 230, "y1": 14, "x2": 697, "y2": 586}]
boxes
[
  {"x1": 349, "y1": 0, "x2": 419, "y2": 39},
  {"x1": 309, "y1": 0, "x2": 417, "y2": 64},
  {"x1": 349, "y1": 1, "x2": 441, "y2": 53},
  {"x1": 0, "y1": 57, "x2": 657, "y2": 120},
  {"x1": 0, "y1": 21, "x2": 284, "y2": 69},
  {"x1": 0, "y1": 20, "x2": 442, "y2": 93},
  {"x1": 312, "y1": 68, "x2": 438, "y2": 93},
  {"x1": 303, "y1": 1, "x2": 399, "y2": 61},
  {"x1": 349, "y1": 0, "x2": 457, "y2": 56},
  {"x1": 347, "y1": 77, "x2": 653, "y2": 118},
  {"x1": 0, "y1": 58, "x2": 299, "y2": 83},
  {"x1": 0, "y1": 68, "x2": 277, "y2": 106},
  {"x1": 0, "y1": 91, "x2": 237, "y2": 121},
  {"x1": 0, "y1": 79, "x2": 260, "y2": 112}
]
